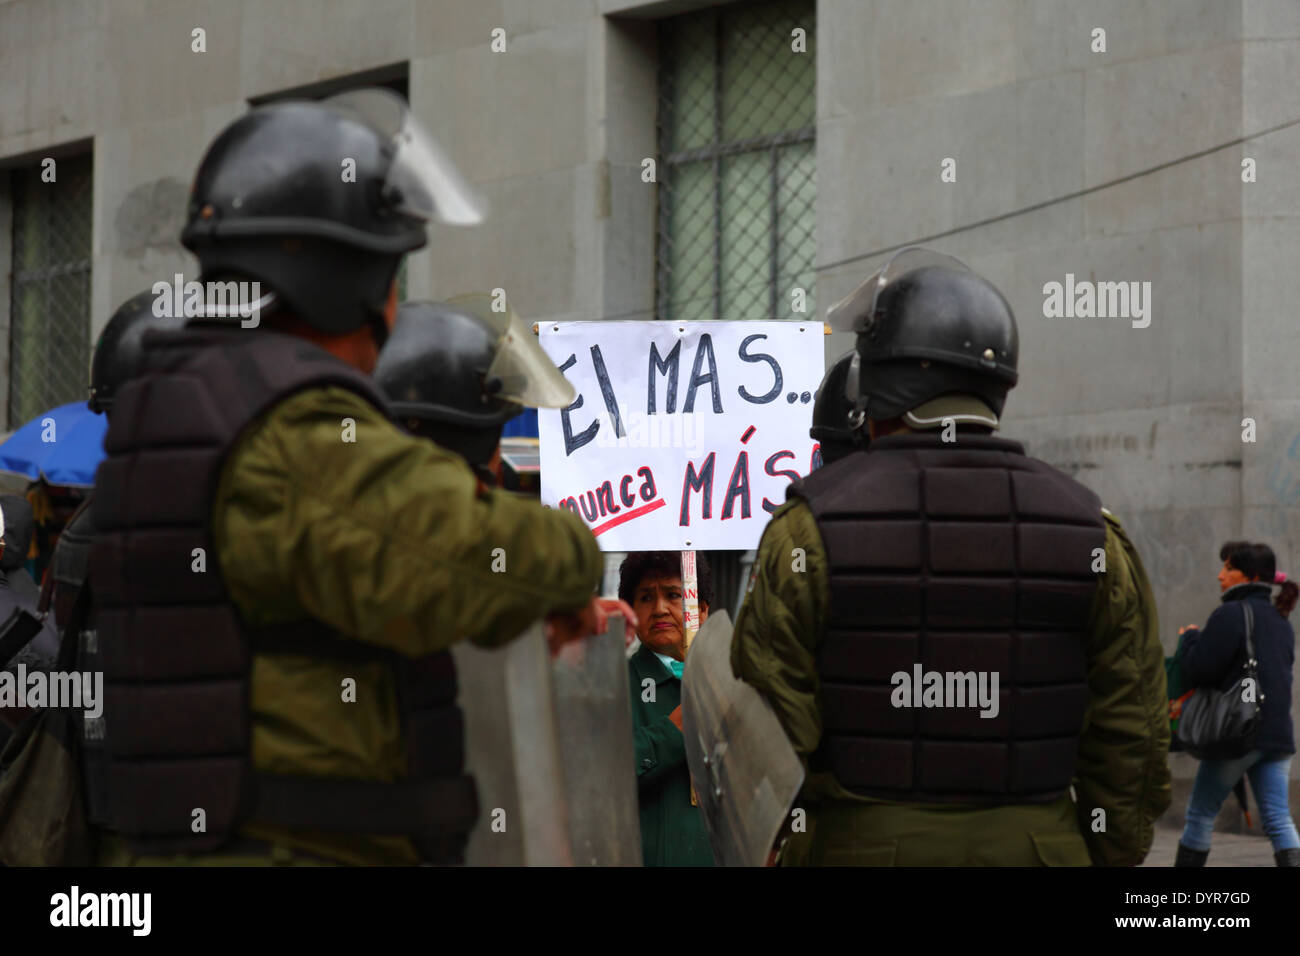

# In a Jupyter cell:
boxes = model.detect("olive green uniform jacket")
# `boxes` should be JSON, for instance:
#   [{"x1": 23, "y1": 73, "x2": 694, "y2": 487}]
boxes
[
  {"x1": 100, "y1": 385, "x2": 603, "y2": 866},
  {"x1": 628, "y1": 645, "x2": 714, "y2": 866},
  {"x1": 731, "y1": 499, "x2": 1170, "y2": 867}
]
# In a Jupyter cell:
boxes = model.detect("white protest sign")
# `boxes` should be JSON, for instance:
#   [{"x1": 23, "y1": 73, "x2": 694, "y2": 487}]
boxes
[{"x1": 538, "y1": 321, "x2": 825, "y2": 551}]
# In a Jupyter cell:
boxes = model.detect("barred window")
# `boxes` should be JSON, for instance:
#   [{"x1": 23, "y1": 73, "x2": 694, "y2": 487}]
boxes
[
  {"x1": 656, "y1": 0, "x2": 816, "y2": 323},
  {"x1": 8, "y1": 154, "x2": 93, "y2": 429}
]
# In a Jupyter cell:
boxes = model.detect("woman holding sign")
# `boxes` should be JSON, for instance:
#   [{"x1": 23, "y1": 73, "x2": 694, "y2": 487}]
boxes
[{"x1": 621, "y1": 551, "x2": 715, "y2": 866}]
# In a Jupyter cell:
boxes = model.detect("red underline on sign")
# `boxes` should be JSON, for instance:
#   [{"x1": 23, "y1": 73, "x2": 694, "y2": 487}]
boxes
[{"x1": 592, "y1": 498, "x2": 667, "y2": 537}]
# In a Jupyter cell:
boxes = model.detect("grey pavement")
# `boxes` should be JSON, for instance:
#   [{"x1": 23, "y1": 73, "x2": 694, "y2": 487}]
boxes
[{"x1": 1143, "y1": 825, "x2": 1280, "y2": 867}]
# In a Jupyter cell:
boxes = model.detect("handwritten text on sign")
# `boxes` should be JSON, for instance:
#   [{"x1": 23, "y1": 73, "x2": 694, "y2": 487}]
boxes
[{"x1": 538, "y1": 321, "x2": 825, "y2": 551}]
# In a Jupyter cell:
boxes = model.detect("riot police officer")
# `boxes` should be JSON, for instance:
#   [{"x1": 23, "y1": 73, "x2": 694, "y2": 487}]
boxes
[
  {"x1": 53, "y1": 292, "x2": 182, "y2": 628},
  {"x1": 87, "y1": 90, "x2": 610, "y2": 866},
  {"x1": 373, "y1": 296, "x2": 565, "y2": 488},
  {"x1": 64, "y1": 292, "x2": 187, "y2": 823},
  {"x1": 809, "y1": 350, "x2": 869, "y2": 469},
  {"x1": 373, "y1": 296, "x2": 641, "y2": 864},
  {"x1": 731, "y1": 248, "x2": 1171, "y2": 866},
  {"x1": 0, "y1": 293, "x2": 177, "y2": 731}
]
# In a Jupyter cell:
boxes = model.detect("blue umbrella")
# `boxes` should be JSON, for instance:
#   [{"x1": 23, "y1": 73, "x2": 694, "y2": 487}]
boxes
[{"x1": 0, "y1": 401, "x2": 107, "y2": 488}]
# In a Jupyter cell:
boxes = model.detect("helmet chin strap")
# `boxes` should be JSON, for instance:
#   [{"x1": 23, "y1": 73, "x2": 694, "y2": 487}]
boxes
[
  {"x1": 196, "y1": 287, "x2": 282, "y2": 325},
  {"x1": 843, "y1": 350, "x2": 869, "y2": 435}
]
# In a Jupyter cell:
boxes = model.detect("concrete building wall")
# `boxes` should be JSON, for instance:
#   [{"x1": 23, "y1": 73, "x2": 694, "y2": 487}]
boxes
[
  {"x1": 0, "y1": 0, "x2": 667, "y2": 343},
  {"x1": 1, "y1": 0, "x2": 1297, "y2": 818},
  {"x1": 818, "y1": 0, "x2": 1251, "y2": 635},
  {"x1": 1243, "y1": 2, "x2": 1300, "y2": 601},
  {"x1": 813, "y1": 0, "x2": 1296, "y2": 816}
]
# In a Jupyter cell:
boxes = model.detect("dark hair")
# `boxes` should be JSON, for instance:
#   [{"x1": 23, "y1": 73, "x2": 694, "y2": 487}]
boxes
[
  {"x1": 618, "y1": 551, "x2": 714, "y2": 610},
  {"x1": 1220, "y1": 540, "x2": 1299, "y2": 619}
]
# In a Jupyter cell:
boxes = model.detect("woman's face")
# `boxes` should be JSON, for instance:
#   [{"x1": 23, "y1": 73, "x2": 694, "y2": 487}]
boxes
[
  {"x1": 632, "y1": 574, "x2": 709, "y2": 661},
  {"x1": 1219, "y1": 560, "x2": 1256, "y2": 592}
]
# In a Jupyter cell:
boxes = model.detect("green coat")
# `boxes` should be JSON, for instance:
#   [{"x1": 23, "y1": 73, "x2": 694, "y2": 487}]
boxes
[
  {"x1": 628, "y1": 645, "x2": 715, "y2": 866},
  {"x1": 732, "y1": 498, "x2": 1171, "y2": 867},
  {"x1": 102, "y1": 383, "x2": 604, "y2": 866}
]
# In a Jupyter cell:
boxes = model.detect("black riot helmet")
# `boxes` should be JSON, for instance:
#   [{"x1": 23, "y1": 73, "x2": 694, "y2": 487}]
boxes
[
  {"x1": 87, "y1": 290, "x2": 184, "y2": 416},
  {"x1": 827, "y1": 248, "x2": 1018, "y2": 427},
  {"x1": 180, "y1": 88, "x2": 485, "y2": 343},
  {"x1": 375, "y1": 295, "x2": 575, "y2": 477},
  {"x1": 810, "y1": 350, "x2": 869, "y2": 468}
]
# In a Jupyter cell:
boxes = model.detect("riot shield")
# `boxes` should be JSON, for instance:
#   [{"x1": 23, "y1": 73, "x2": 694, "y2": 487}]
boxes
[
  {"x1": 551, "y1": 615, "x2": 642, "y2": 865},
  {"x1": 454, "y1": 614, "x2": 641, "y2": 865},
  {"x1": 681, "y1": 610, "x2": 805, "y2": 866},
  {"x1": 826, "y1": 247, "x2": 972, "y2": 333}
]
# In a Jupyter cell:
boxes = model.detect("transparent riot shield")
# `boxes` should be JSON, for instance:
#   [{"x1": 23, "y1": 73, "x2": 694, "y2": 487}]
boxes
[
  {"x1": 454, "y1": 614, "x2": 641, "y2": 865},
  {"x1": 551, "y1": 615, "x2": 642, "y2": 865},
  {"x1": 681, "y1": 610, "x2": 805, "y2": 866},
  {"x1": 825, "y1": 247, "x2": 972, "y2": 333}
]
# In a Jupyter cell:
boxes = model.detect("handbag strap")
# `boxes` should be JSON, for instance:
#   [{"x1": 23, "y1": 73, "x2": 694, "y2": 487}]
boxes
[{"x1": 1242, "y1": 601, "x2": 1256, "y2": 662}]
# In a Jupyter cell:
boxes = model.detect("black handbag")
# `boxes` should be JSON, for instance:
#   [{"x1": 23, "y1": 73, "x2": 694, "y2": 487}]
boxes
[{"x1": 1176, "y1": 602, "x2": 1261, "y2": 760}]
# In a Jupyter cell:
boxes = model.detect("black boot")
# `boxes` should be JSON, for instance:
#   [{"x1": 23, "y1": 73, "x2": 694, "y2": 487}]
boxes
[
  {"x1": 1175, "y1": 843, "x2": 1209, "y2": 867},
  {"x1": 1275, "y1": 849, "x2": 1300, "y2": 867}
]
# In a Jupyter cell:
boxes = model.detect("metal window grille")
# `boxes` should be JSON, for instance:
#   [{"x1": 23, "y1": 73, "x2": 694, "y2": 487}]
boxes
[
  {"x1": 8, "y1": 154, "x2": 93, "y2": 429},
  {"x1": 656, "y1": 0, "x2": 817, "y2": 324}
]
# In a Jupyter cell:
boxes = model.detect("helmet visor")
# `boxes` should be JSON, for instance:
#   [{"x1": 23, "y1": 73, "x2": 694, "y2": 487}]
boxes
[
  {"x1": 324, "y1": 88, "x2": 487, "y2": 226},
  {"x1": 448, "y1": 294, "x2": 577, "y2": 409},
  {"x1": 826, "y1": 247, "x2": 972, "y2": 333},
  {"x1": 839, "y1": 348, "x2": 863, "y2": 413}
]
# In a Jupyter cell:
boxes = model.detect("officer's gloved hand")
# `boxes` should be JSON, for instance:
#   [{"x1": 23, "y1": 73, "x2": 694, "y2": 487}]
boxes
[{"x1": 545, "y1": 597, "x2": 637, "y2": 656}]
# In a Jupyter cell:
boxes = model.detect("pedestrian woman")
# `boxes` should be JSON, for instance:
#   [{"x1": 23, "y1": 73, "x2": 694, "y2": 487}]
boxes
[
  {"x1": 621, "y1": 551, "x2": 715, "y2": 866},
  {"x1": 1176, "y1": 541, "x2": 1300, "y2": 866}
]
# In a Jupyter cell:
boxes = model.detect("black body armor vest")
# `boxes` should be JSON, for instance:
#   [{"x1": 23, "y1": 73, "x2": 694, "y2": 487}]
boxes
[
  {"x1": 48, "y1": 497, "x2": 112, "y2": 825},
  {"x1": 51, "y1": 498, "x2": 94, "y2": 633},
  {"x1": 88, "y1": 327, "x2": 477, "y2": 860},
  {"x1": 788, "y1": 432, "x2": 1106, "y2": 805}
]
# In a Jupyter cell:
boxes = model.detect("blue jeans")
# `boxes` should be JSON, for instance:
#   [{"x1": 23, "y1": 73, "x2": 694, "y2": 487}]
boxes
[{"x1": 1181, "y1": 751, "x2": 1300, "y2": 852}]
